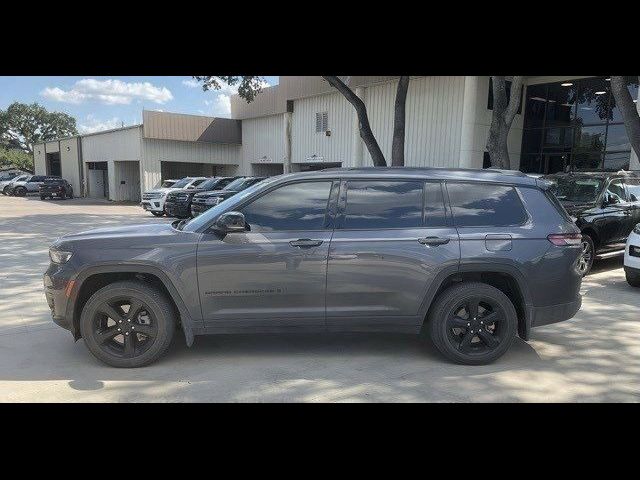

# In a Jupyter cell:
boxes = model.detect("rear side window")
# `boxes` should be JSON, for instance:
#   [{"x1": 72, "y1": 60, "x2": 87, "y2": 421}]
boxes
[
  {"x1": 447, "y1": 183, "x2": 528, "y2": 227},
  {"x1": 625, "y1": 179, "x2": 640, "y2": 202},
  {"x1": 343, "y1": 181, "x2": 423, "y2": 229}
]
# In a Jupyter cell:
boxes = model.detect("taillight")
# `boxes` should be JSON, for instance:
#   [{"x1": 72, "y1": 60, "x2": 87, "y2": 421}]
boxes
[{"x1": 547, "y1": 233, "x2": 582, "y2": 246}]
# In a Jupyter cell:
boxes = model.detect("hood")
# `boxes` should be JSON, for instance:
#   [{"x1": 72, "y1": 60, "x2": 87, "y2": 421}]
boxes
[
  {"x1": 56, "y1": 223, "x2": 174, "y2": 244},
  {"x1": 144, "y1": 187, "x2": 180, "y2": 195}
]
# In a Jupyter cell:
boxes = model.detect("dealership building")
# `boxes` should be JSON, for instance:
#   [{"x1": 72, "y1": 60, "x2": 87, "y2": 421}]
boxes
[{"x1": 33, "y1": 75, "x2": 640, "y2": 202}]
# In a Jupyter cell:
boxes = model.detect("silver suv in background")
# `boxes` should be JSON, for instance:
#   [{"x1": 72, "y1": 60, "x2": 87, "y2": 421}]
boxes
[
  {"x1": 45, "y1": 168, "x2": 583, "y2": 367},
  {"x1": 140, "y1": 176, "x2": 207, "y2": 216},
  {"x1": 1, "y1": 174, "x2": 30, "y2": 195},
  {"x1": 7, "y1": 175, "x2": 60, "y2": 196}
]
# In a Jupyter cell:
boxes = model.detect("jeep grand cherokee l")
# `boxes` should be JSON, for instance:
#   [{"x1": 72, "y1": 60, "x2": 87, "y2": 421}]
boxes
[
  {"x1": 543, "y1": 171, "x2": 640, "y2": 275},
  {"x1": 44, "y1": 168, "x2": 583, "y2": 367}
]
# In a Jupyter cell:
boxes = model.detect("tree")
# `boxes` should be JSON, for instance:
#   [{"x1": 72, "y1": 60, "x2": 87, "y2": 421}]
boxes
[
  {"x1": 194, "y1": 75, "x2": 412, "y2": 167},
  {"x1": 610, "y1": 76, "x2": 640, "y2": 161},
  {"x1": 0, "y1": 148, "x2": 33, "y2": 172},
  {"x1": 0, "y1": 102, "x2": 77, "y2": 154},
  {"x1": 486, "y1": 76, "x2": 524, "y2": 169}
]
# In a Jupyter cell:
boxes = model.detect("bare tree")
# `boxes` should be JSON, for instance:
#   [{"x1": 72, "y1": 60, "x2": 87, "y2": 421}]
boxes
[
  {"x1": 391, "y1": 76, "x2": 410, "y2": 166},
  {"x1": 486, "y1": 76, "x2": 524, "y2": 169},
  {"x1": 610, "y1": 76, "x2": 640, "y2": 160}
]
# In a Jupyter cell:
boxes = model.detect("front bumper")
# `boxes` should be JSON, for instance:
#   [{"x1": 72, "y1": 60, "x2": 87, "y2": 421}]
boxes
[
  {"x1": 528, "y1": 295, "x2": 582, "y2": 329},
  {"x1": 190, "y1": 202, "x2": 213, "y2": 216},
  {"x1": 141, "y1": 199, "x2": 164, "y2": 212},
  {"x1": 164, "y1": 201, "x2": 191, "y2": 218},
  {"x1": 624, "y1": 231, "x2": 640, "y2": 269},
  {"x1": 43, "y1": 262, "x2": 76, "y2": 334}
]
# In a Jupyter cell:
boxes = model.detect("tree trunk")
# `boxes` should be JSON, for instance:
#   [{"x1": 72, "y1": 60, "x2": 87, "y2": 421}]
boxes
[
  {"x1": 610, "y1": 76, "x2": 640, "y2": 162},
  {"x1": 322, "y1": 76, "x2": 387, "y2": 167},
  {"x1": 486, "y1": 76, "x2": 524, "y2": 169},
  {"x1": 391, "y1": 76, "x2": 410, "y2": 166}
]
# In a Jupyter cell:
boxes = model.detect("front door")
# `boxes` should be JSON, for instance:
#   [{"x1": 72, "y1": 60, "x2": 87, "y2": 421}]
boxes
[
  {"x1": 325, "y1": 180, "x2": 460, "y2": 329},
  {"x1": 197, "y1": 179, "x2": 337, "y2": 328}
]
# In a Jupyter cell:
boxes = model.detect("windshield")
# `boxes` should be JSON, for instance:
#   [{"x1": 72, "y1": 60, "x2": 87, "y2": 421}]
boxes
[
  {"x1": 170, "y1": 178, "x2": 193, "y2": 189},
  {"x1": 161, "y1": 180, "x2": 176, "y2": 188},
  {"x1": 223, "y1": 177, "x2": 264, "y2": 191},
  {"x1": 197, "y1": 178, "x2": 222, "y2": 190},
  {"x1": 12, "y1": 175, "x2": 29, "y2": 182},
  {"x1": 182, "y1": 176, "x2": 281, "y2": 232},
  {"x1": 546, "y1": 176, "x2": 604, "y2": 203},
  {"x1": 44, "y1": 179, "x2": 64, "y2": 184}
]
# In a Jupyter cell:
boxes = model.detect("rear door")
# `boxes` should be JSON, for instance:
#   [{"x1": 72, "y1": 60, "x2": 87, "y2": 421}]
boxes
[
  {"x1": 600, "y1": 178, "x2": 631, "y2": 243},
  {"x1": 325, "y1": 179, "x2": 459, "y2": 330}
]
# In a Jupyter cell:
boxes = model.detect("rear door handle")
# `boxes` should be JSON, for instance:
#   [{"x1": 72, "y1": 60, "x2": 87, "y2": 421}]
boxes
[
  {"x1": 289, "y1": 239, "x2": 324, "y2": 248},
  {"x1": 418, "y1": 236, "x2": 450, "y2": 246}
]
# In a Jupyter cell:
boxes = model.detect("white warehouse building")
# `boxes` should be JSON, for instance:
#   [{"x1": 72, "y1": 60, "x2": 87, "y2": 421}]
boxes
[{"x1": 33, "y1": 75, "x2": 640, "y2": 201}]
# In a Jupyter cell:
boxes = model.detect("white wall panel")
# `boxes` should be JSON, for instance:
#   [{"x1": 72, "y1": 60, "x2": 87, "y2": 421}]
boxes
[
  {"x1": 81, "y1": 127, "x2": 142, "y2": 163},
  {"x1": 364, "y1": 76, "x2": 465, "y2": 168},
  {"x1": 291, "y1": 92, "x2": 354, "y2": 166},
  {"x1": 113, "y1": 161, "x2": 141, "y2": 202},
  {"x1": 33, "y1": 144, "x2": 46, "y2": 175},
  {"x1": 241, "y1": 114, "x2": 285, "y2": 175},
  {"x1": 59, "y1": 138, "x2": 81, "y2": 195}
]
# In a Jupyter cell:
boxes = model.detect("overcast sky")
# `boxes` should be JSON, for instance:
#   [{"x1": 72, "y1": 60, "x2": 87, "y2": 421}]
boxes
[{"x1": 0, "y1": 76, "x2": 279, "y2": 134}]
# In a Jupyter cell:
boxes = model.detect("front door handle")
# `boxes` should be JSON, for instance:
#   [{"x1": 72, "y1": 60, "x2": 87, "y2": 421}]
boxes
[
  {"x1": 418, "y1": 236, "x2": 450, "y2": 246},
  {"x1": 289, "y1": 239, "x2": 324, "y2": 248}
]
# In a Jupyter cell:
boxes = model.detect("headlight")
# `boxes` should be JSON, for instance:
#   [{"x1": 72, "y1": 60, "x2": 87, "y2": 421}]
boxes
[
  {"x1": 634, "y1": 224, "x2": 640, "y2": 235},
  {"x1": 49, "y1": 248, "x2": 73, "y2": 264},
  {"x1": 205, "y1": 197, "x2": 222, "y2": 205}
]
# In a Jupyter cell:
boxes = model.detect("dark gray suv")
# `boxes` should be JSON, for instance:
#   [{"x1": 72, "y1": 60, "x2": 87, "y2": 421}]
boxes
[{"x1": 44, "y1": 168, "x2": 583, "y2": 367}]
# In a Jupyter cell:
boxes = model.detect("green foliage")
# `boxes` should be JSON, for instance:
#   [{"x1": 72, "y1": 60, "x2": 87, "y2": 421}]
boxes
[
  {"x1": 0, "y1": 148, "x2": 33, "y2": 171},
  {"x1": 193, "y1": 76, "x2": 266, "y2": 103},
  {"x1": 0, "y1": 102, "x2": 78, "y2": 154}
]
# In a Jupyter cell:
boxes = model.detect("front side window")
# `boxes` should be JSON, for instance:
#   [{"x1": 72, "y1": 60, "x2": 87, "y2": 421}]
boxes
[
  {"x1": 605, "y1": 179, "x2": 628, "y2": 204},
  {"x1": 343, "y1": 181, "x2": 423, "y2": 229},
  {"x1": 240, "y1": 181, "x2": 333, "y2": 232},
  {"x1": 448, "y1": 183, "x2": 528, "y2": 227},
  {"x1": 625, "y1": 179, "x2": 640, "y2": 203}
]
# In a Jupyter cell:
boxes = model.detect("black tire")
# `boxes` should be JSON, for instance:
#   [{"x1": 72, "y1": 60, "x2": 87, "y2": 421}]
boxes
[
  {"x1": 79, "y1": 280, "x2": 176, "y2": 368},
  {"x1": 60, "y1": 189, "x2": 66, "y2": 200},
  {"x1": 626, "y1": 270, "x2": 640, "y2": 288},
  {"x1": 426, "y1": 282, "x2": 518, "y2": 365},
  {"x1": 68, "y1": 191, "x2": 74, "y2": 199},
  {"x1": 151, "y1": 211, "x2": 164, "y2": 217},
  {"x1": 40, "y1": 195, "x2": 46, "y2": 200},
  {"x1": 14, "y1": 186, "x2": 26, "y2": 197},
  {"x1": 577, "y1": 234, "x2": 595, "y2": 276},
  {"x1": 2, "y1": 186, "x2": 10, "y2": 195}
]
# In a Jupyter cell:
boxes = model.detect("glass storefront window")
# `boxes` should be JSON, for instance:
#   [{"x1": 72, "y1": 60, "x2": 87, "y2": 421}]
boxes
[
  {"x1": 520, "y1": 76, "x2": 635, "y2": 174},
  {"x1": 575, "y1": 77, "x2": 611, "y2": 125},
  {"x1": 603, "y1": 151, "x2": 631, "y2": 171},
  {"x1": 523, "y1": 84, "x2": 547, "y2": 128}
]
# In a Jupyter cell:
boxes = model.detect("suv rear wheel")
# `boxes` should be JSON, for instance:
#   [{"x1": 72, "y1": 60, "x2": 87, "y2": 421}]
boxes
[
  {"x1": 79, "y1": 280, "x2": 176, "y2": 367},
  {"x1": 426, "y1": 282, "x2": 518, "y2": 365}
]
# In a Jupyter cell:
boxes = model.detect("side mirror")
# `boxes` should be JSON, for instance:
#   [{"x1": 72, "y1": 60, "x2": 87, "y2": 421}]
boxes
[{"x1": 213, "y1": 211, "x2": 246, "y2": 234}]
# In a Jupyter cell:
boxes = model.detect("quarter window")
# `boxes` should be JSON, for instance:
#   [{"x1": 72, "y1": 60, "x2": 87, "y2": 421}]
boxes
[
  {"x1": 343, "y1": 181, "x2": 424, "y2": 229},
  {"x1": 240, "y1": 181, "x2": 333, "y2": 232},
  {"x1": 448, "y1": 183, "x2": 528, "y2": 227}
]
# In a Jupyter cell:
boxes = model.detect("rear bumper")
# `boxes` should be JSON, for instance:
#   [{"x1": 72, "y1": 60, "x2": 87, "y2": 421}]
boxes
[{"x1": 529, "y1": 295, "x2": 582, "y2": 328}]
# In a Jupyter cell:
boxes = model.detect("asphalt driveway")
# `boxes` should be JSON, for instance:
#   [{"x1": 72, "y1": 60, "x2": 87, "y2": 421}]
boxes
[{"x1": 0, "y1": 195, "x2": 638, "y2": 402}]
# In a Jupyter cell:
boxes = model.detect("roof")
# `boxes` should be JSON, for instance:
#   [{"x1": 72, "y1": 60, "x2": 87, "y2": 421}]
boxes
[
  {"x1": 544, "y1": 170, "x2": 640, "y2": 179},
  {"x1": 281, "y1": 167, "x2": 539, "y2": 186}
]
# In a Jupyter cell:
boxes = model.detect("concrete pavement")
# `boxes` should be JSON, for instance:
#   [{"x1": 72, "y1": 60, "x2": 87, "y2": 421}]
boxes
[{"x1": 0, "y1": 195, "x2": 638, "y2": 402}]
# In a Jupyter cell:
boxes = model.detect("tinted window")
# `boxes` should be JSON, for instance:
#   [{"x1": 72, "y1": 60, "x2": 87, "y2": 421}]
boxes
[
  {"x1": 448, "y1": 183, "x2": 528, "y2": 227},
  {"x1": 240, "y1": 181, "x2": 332, "y2": 232},
  {"x1": 189, "y1": 179, "x2": 206, "y2": 188},
  {"x1": 425, "y1": 182, "x2": 447, "y2": 227},
  {"x1": 605, "y1": 179, "x2": 628, "y2": 203},
  {"x1": 171, "y1": 178, "x2": 193, "y2": 188},
  {"x1": 343, "y1": 181, "x2": 423, "y2": 229}
]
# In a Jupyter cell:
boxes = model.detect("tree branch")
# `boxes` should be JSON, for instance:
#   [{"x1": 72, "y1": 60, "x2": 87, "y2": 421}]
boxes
[
  {"x1": 391, "y1": 76, "x2": 410, "y2": 167},
  {"x1": 322, "y1": 76, "x2": 387, "y2": 167}
]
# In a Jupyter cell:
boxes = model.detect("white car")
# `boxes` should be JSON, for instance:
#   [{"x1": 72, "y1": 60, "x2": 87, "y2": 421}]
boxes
[
  {"x1": 624, "y1": 224, "x2": 640, "y2": 287},
  {"x1": 1, "y1": 174, "x2": 30, "y2": 195},
  {"x1": 140, "y1": 177, "x2": 207, "y2": 216}
]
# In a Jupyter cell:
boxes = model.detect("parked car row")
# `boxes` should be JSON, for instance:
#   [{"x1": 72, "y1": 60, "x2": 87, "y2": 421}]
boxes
[
  {"x1": 141, "y1": 175, "x2": 266, "y2": 218},
  {"x1": 1, "y1": 174, "x2": 74, "y2": 199}
]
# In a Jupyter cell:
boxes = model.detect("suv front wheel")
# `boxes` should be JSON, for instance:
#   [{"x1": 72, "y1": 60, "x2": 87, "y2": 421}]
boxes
[
  {"x1": 426, "y1": 282, "x2": 518, "y2": 365},
  {"x1": 79, "y1": 280, "x2": 176, "y2": 367}
]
